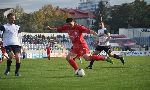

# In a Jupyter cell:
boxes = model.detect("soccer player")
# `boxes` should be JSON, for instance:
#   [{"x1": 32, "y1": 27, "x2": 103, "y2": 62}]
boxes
[
  {"x1": 47, "y1": 18, "x2": 113, "y2": 76},
  {"x1": 22, "y1": 46, "x2": 26, "y2": 59},
  {"x1": 0, "y1": 41, "x2": 9, "y2": 63},
  {"x1": 86, "y1": 22, "x2": 125, "y2": 69},
  {"x1": 0, "y1": 13, "x2": 22, "y2": 76},
  {"x1": 45, "y1": 43, "x2": 51, "y2": 60}
]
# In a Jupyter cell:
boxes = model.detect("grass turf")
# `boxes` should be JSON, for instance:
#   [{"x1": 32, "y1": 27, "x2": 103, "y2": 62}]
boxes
[{"x1": 0, "y1": 56, "x2": 150, "y2": 90}]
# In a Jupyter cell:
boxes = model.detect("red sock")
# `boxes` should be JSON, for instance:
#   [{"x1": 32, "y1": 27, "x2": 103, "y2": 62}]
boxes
[
  {"x1": 68, "y1": 59, "x2": 78, "y2": 71},
  {"x1": 48, "y1": 55, "x2": 50, "y2": 60},
  {"x1": 90, "y1": 55, "x2": 105, "y2": 61}
]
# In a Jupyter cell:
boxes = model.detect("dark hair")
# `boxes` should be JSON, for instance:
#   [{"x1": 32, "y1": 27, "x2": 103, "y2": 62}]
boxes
[
  {"x1": 7, "y1": 13, "x2": 15, "y2": 18},
  {"x1": 66, "y1": 18, "x2": 73, "y2": 23}
]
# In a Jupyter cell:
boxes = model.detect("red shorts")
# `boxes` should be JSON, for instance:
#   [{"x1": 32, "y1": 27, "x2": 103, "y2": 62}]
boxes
[{"x1": 70, "y1": 45, "x2": 90, "y2": 57}]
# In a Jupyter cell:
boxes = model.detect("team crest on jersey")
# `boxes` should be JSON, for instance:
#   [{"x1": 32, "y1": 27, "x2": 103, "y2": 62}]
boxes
[{"x1": 74, "y1": 31, "x2": 78, "y2": 35}]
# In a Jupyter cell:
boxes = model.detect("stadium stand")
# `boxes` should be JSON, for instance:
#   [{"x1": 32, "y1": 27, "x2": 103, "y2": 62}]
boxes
[{"x1": 0, "y1": 32, "x2": 149, "y2": 56}]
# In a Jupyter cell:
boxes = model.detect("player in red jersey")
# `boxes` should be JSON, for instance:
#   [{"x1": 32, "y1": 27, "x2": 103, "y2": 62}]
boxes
[
  {"x1": 47, "y1": 18, "x2": 113, "y2": 76},
  {"x1": 45, "y1": 44, "x2": 51, "y2": 60},
  {"x1": 0, "y1": 41, "x2": 9, "y2": 63}
]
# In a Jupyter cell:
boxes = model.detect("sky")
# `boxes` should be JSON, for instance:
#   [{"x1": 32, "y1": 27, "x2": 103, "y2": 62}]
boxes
[{"x1": 0, "y1": 0, "x2": 149, "y2": 13}]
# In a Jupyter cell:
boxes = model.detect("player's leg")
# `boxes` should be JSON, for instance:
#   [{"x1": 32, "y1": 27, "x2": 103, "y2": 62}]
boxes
[
  {"x1": 15, "y1": 52, "x2": 21, "y2": 76},
  {"x1": 0, "y1": 54, "x2": 4, "y2": 63},
  {"x1": 73, "y1": 55, "x2": 78, "y2": 61},
  {"x1": 22, "y1": 52, "x2": 25, "y2": 59},
  {"x1": 66, "y1": 52, "x2": 78, "y2": 71},
  {"x1": 13, "y1": 46, "x2": 21, "y2": 76},
  {"x1": 106, "y1": 48, "x2": 125, "y2": 64},
  {"x1": 85, "y1": 46, "x2": 112, "y2": 69},
  {"x1": 83, "y1": 53, "x2": 113, "y2": 64},
  {"x1": 47, "y1": 53, "x2": 50, "y2": 60},
  {"x1": 47, "y1": 51, "x2": 51, "y2": 60},
  {"x1": 109, "y1": 53, "x2": 125, "y2": 64},
  {"x1": 3, "y1": 53, "x2": 9, "y2": 60},
  {"x1": 0, "y1": 58, "x2": 2, "y2": 64},
  {"x1": 1, "y1": 54, "x2": 4, "y2": 61},
  {"x1": 73, "y1": 54, "x2": 83, "y2": 64},
  {"x1": 0, "y1": 53, "x2": 8, "y2": 64},
  {"x1": 4, "y1": 46, "x2": 13, "y2": 75},
  {"x1": 85, "y1": 50, "x2": 101, "y2": 69},
  {"x1": 78, "y1": 57, "x2": 82, "y2": 63}
]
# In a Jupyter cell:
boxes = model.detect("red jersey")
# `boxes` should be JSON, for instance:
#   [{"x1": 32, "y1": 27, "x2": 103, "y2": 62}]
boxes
[
  {"x1": 57, "y1": 24, "x2": 91, "y2": 56},
  {"x1": 46, "y1": 47, "x2": 51, "y2": 54}
]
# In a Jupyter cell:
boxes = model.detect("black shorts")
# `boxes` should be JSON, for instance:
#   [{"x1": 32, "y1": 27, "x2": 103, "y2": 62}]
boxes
[
  {"x1": 5, "y1": 45, "x2": 21, "y2": 54},
  {"x1": 95, "y1": 45, "x2": 111, "y2": 53}
]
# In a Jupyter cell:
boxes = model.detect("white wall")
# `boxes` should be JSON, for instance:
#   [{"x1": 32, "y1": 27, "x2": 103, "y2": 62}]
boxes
[{"x1": 119, "y1": 28, "x2": 150, "y2": 38}]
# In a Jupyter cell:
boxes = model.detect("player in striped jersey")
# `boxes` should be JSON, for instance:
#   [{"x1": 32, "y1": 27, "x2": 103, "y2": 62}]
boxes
[
  {"x1": 0, "y1": 13, "x2": 22, "y2": 76},
  {"x1": 86, "y1": 22, "x2": 125, "y2": 69}
]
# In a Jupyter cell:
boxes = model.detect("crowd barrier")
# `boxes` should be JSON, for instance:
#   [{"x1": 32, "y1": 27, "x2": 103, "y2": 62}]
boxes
[
  {"x1": 24, "y1": 51, "x2": 150, "y2": 58},
  {"x1": 0, "y1": 51, "x2": 149, "y2": 59},
  {"x1": 112, "y1": 51, "x2": 150, "y2": 56},
  {"x1": 97, "y1": 51, "x2": 150, "y2": 56}
]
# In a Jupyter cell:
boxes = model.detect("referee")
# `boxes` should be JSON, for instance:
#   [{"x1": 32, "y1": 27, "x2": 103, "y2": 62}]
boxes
[{"x1": 0, "y1": 13, "x2": 22, "y2": 76}]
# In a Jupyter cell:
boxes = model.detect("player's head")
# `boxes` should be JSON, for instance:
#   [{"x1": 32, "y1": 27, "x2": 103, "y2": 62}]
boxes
[
  {"x1": 7, "y1": 13, "x2": 16, "y2": 24},
  {"x1": 66, "y1": 18, "x2": 75, "y2": 27},
  {"x1": 99, "y1": 22, "x2": 104, "y2": 29}
]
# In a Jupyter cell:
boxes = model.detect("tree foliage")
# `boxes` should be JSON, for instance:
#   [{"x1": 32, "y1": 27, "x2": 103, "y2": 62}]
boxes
[
  {"x1": 94, "y1": 0, "x2": 150, "y2": 33},
  {"x1": 31, "y1": 4, "x2": 68, "y2": 33},
  {"x1": 93, "y1": 1, "x2": 109, "y2": 31},
  {"x1": 3, "y1": 4, "x2": 68, "y2": 33}
]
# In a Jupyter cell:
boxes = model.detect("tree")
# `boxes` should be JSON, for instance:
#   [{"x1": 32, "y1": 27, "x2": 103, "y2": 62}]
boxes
[
  {"x1": 93, "y1": 1, "x2": 109, "y2": 31},
  {"x1": 109, "y1": 3, "x2": 133, "y2": 33},
  {"x1": 129, "y1": 0, "x2": 150, "y2": 28},
  {"x1": 106, "y1": 0, "x2": 150, "y2": 33},
  {"x1": 30, "y1": 4, "x2": 68, "y2": 32},
  {"x1": 12, "y1": 5, "x2": 24, "y2": 19},
  {"x1": 9, "y1": 4, "x2": 69, "y2": 33}
]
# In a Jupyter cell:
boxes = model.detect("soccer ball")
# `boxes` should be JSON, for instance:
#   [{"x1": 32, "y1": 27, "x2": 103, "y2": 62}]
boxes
[{"x1": 76, "y1": 69, "x2": 85, "y2": 77}]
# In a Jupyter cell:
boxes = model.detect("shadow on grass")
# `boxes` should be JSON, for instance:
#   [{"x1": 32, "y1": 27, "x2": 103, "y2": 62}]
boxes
[
  {"x1": 44, "y1": 75, "x2": 74, "y2": 79},
  {"x1": 45, "y1": 69, "x2": 60, "y2": 71},
  {"x1": 45, "y1": 67, "x2": 70, "y2": 72},
  {"x1": 0, "y1": 76, "x2": 24, "y2": 79},
  {"x1": 100, "y1": 66, "x2": 129, "y2": 68}
]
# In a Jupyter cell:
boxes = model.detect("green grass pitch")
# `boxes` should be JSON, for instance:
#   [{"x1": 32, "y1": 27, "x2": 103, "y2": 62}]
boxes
[{"x1": 0, "y1": 56, "x2": 150, "y2": 90}]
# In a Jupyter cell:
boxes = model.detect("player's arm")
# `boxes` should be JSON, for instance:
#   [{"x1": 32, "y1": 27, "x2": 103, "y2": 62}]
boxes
[
  {"x1": 104, "y1": 30, "x2": 111, "y2": 43},
  {"x1": 89, "y1": 30, "x2": 98, "y2": 36},
  {"x1": 95, "y1": 37, "x2": 99, "y2": 45},
  {"x1": 0, "y1": 25, "x2": 5, "y2": 31},
  {"x1": 47, "y1": 26, "x2": 57, "y2": 30},
  {"x1": 18, "y1": 25, "x2": 23, "y2": 33},
  {"x1": 79, "y1": 25, "x2": 98, "y2": 36},
  {"x1": 101, "y1": 22, "x2": 105, "y2": 28},
  {"x1": 47, "y1": 25, "x2": 67, "y2": 33}
]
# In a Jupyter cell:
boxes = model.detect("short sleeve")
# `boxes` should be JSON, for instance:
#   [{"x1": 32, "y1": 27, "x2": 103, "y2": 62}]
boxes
[
  {"x1": 0, "y1": 25, "x2": 5, "y2": 31},
  {"x1": 104, "y1": 29, "x2": 109, "y2": 34},
  {"x1": 79, "y1": 25, "x2": 90, "y2": 34},
  {"x1": 16, "y1": 25, "x2": 21, "y2": 33},
  {"x1": 57, "y1": 24, "x2": 68, "y2": 33},
  {"x1": 16, "y1": 25, "x2": 20, "y2": 30}
]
